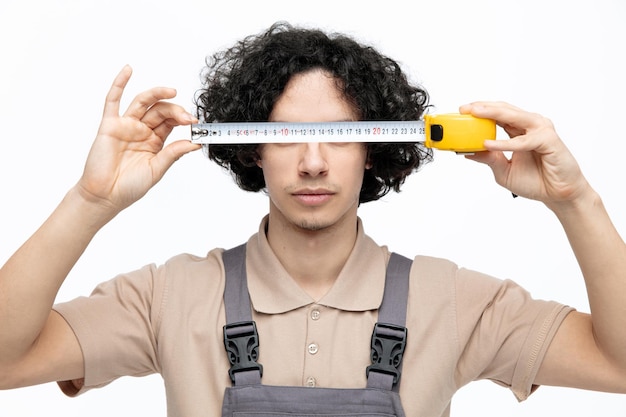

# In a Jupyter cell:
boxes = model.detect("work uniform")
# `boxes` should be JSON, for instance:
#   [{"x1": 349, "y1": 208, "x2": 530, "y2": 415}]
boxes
[{"x1": 53, "y1": 217, "x2": 573, "y2": 416}]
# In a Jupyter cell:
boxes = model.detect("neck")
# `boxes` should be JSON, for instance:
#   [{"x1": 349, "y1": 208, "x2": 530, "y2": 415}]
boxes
[{"x1": 266, "y1": 207, "x2": 359, "y2": 300}]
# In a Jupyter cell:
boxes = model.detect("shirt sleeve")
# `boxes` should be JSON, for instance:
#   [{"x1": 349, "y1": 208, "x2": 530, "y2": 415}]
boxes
[
  {"x1": 53, "y1": 262, "x2": 166, "y2": 396},
  {"x1": 453, "y1": 268, "x2": 574, "y2": 401}
]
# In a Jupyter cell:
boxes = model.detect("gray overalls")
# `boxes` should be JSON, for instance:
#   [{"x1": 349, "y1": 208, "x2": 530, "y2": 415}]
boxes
[{"x1": 220, "y1": 244, "x2": 411, "y2": 416}]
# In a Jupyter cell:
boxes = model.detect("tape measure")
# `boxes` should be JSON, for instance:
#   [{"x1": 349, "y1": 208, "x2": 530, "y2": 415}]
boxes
[{"x1": 191, "y1": 114, "x2": 496, "y2": 152}]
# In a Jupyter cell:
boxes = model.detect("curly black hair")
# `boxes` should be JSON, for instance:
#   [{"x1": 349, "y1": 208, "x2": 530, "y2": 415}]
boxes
[{"x1": 194, "y1": 22, "x2": 433, "y2": 203}]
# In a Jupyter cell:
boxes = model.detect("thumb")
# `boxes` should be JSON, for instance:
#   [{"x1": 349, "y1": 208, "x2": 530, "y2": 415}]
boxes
[
  {"x1": 151, "y1": 140, "x2": 202, "y2": 180},
  {"x1": 465, "y1": 150, "x2": 511, "y2": 187}
]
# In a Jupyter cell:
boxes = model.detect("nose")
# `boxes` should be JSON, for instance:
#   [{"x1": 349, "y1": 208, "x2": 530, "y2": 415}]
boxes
[{"x1": 298, "y1": 143, "x2": 328, "y2": 177}]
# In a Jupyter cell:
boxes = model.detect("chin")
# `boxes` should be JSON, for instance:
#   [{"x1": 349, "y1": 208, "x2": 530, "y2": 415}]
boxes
[{"x1": 295, "y1": 219, "x2": 332, "y2": 232}]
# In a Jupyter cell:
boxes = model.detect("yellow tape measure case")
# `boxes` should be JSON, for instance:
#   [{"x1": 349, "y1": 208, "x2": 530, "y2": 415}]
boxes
[{"x1": 424, "y1": 114, "x2": 496, "y2": 152}]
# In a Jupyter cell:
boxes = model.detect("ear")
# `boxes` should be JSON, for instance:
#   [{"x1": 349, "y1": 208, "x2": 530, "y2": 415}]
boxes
[
  {"x1": 255, "y1": 146, "x2": 263, "y2": 168},
  {"x1": 364, "y1": 144, "x2": 373, "y2": 170}
]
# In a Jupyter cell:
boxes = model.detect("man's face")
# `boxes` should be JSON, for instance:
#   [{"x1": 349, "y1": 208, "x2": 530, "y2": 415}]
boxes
[{"x1": 257, "y1": 69, "x2": 369, "y2": 232}]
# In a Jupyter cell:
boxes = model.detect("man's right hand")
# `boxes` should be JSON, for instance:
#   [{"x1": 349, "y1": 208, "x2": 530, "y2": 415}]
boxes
[{"x1": 77, "y1": 65, "x2": 200, "y2": 214}]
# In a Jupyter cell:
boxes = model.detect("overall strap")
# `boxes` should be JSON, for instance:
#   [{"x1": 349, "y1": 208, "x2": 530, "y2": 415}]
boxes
[
  {"x1": 222, "y1": 244, "x2": 263, "y2": 386},
  {"x1": 223, "y1": 244, "x2": 252, "y2": 323},
  {"x1": 378, "y1": 253, "x2": 412, "y2": 327},
  {"x1": 366, "y1": 252, "x2": 412, "y2": 392}
]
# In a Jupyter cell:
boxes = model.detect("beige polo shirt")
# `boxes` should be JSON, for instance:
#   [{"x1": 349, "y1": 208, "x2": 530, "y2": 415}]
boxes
[{"x1": 53, "y1": 216, "x2": 572, "y2": 416}]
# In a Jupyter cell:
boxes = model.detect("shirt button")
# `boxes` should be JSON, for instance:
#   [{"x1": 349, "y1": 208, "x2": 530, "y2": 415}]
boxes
[
  {"x1": 307, "y1": 343, "x2": 319, "y2": 355},
  {"x1": 306, "y1": 377, "x2": 316, "y2": 387},
  {"x1": 310, "y1": 309, "x2": 321, "y2": 321}
]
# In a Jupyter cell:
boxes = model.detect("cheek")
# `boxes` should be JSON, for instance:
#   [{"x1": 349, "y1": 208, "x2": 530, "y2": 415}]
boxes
[
  {"x1": 256, "y1": 156, "x2": 286, "y2": 190},
  {"x1": 337, "y1": 149, "x2": 369, "y2": 181}
]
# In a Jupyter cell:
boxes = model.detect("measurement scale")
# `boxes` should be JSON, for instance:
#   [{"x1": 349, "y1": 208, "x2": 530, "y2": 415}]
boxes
[{"x1": 191, "y1": 114, "x2": 496, "y2": 153}]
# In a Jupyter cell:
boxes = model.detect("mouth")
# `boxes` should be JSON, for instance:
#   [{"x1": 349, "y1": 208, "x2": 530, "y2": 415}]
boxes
[{"x1": 291, "y1": 188, "x2": 335, "y2": 206}]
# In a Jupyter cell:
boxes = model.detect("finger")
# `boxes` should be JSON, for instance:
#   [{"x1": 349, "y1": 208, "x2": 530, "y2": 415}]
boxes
[
  {"x1": 460, "y1": 101, "x2": 549, "y2": 134},
  {"x1": 140, "y1": 101, "x2": 197, "y2": 130},
  {"x1": 483, "y1": 134, "x2": 532, "y2": 152},
  {"x1": 153, "y1": 120, "x2": 198, "y2": 143},
  {"x1": 465, "y1": 148, "x2": 503, "y2": 168},
  {"x1": 103, "y1": 65, "x2": 133, "y2": 118},
  {"x1": 150, "y1": 140, "x2": 202, "y2": 181},
  {"x1": 151, "y1": 119, "x2": 183, "y2": 143},
  {"x1": 122, "y1": 86, "x2": 178, "y2": 120},
  {"x1": 483, "y1": 125, "x2": 561, "y2": 156},
  {"x1": 152, "y1": 122, "x2": 176, "y2": 143},
  {"x1": 465, "y1": 150, "x2": 512, "y2": 187},
  {"x1": 460, "y1": 100, "x2": 522, "y2": 114}
]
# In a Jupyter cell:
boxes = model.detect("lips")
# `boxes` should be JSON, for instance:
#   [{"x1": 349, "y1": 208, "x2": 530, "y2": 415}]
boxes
[{"x1": 292, "y1": 188, "x2": 335, "y2": 206}]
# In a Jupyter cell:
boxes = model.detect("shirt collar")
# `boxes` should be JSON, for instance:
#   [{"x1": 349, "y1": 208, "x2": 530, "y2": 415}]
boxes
[{"x1": 246, "y1": 216, "x2": 387, "y2": 314}]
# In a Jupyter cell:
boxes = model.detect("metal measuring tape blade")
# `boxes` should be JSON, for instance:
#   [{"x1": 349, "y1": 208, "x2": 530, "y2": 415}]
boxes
[{"x1": 191, "y1": 114, "x2": 496, "y2": 153}]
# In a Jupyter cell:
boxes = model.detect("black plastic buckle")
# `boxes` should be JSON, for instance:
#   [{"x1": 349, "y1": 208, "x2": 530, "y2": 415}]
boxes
[
  {"x1": 223, "y1": 321, "x2": 263, "y2": 383},
  {"x1": 366, "y1": 322, "x2": 407, "y2": 384}
]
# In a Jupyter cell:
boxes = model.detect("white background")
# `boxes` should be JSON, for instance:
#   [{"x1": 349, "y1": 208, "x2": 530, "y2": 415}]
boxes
[{"x1": 1, "y1": 0, "x2": 625, "y2": 415}]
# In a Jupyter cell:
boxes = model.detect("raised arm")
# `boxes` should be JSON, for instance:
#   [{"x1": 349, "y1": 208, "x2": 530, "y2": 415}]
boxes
[
  {"x1": 461, "y1": 101, "x2": 626, "y2": 392},
  {"x1": 0, "y1": 66, "x2": 199, "y2": 388}
]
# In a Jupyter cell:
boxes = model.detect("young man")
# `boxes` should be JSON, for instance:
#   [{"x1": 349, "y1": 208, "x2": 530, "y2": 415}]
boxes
[{"x1": 1, "y1": 23, "x2": 625, "y2": 416}]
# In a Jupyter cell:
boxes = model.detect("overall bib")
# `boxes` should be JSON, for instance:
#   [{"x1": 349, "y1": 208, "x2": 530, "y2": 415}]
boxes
[{"x1": 220, "y1": 244, "x2": 411, "y2": 416}]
